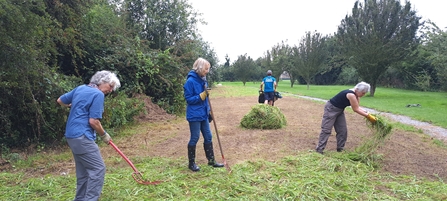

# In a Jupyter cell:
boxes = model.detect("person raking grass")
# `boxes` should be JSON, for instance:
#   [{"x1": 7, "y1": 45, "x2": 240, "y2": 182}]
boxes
[
  {"x1": 57, "y1": 70, "x2": 121, "y2": 201},
  {"x1": 315, "y1": 81, "x2": 377, "y2": 154}
]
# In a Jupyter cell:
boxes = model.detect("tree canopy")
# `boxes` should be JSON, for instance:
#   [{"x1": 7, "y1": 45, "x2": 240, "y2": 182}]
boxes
[
  {"x1": 336, "y1": 0, "x2": 421, "y2": 96},
  {"x1": 233, "y1": 54, "x2": 258, "y2": 86},
  {"x1": 294, "y1": 31, "x2": 328, "y2": 90},
  {"x1": 0, "y1": 0, "x2": 216, "y2": 149}
]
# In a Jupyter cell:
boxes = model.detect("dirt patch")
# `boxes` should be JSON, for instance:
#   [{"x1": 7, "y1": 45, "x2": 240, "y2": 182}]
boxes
[
  {"x1": 3, "y1": 87, "x2": 447, "y2": 181},
  {"x1": 134, "y1": 94, "x2": 176, "y2": 122}
]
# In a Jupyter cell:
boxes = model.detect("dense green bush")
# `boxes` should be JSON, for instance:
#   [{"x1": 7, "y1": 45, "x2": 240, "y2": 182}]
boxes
[{"x1": 102, "y1": 91, "x2": 145, "y2": 129}]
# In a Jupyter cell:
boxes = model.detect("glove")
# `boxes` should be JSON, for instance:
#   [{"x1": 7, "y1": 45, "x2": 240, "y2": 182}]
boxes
[
  {"x1": 208, "y1": 113, "x2": 213, "y2": 123},
  {"x1": 101, "y1": 132, "x2": 112, "y2": 144},
  {"x1": 366, "y1": 114, "x2": 377, "y2": 123},
  {"x1": 199, "y1": 89, "x2": 209, "y2": 101}
]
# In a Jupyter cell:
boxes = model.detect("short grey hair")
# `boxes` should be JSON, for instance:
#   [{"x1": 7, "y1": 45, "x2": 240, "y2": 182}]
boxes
[
  {"x1": 354, "y1": 81, "x2": 370, "y2": 93},
  {"x1": 192, "y1": 57, "x2": 210, "y2": 75},
  {"x1": 90, "y1": 70, "x2": 121, "y2": 91}
]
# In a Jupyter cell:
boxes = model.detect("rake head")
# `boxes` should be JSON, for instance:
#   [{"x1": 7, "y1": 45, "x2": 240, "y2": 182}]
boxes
[{"x1": 132, "y1": 172, "x2": 163, "y2": 185}]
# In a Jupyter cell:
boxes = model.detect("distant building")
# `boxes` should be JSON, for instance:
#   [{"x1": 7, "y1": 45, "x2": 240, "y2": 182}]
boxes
[{"x1": 280, "y1": 71, "x2": 290, "y2": 80}]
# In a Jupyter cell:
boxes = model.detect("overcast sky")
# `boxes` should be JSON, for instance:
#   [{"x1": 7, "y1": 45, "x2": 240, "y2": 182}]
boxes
[{"x1": 188, "y1": 0, "x2": 447, "y2": 64}]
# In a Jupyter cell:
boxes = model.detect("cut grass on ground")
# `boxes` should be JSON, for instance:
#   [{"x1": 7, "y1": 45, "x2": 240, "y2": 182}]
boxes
[
  {"x1": 1, "y1": 154, "x2": 446, "y2": 200},
  {"x1": 1, "y1": 83, "x2": 447, "y2": 200}
]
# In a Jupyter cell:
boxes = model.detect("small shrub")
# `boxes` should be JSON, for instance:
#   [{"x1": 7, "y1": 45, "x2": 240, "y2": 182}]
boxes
[
  {"x1": 102, "y1": 91, "x2": 145, "y2": 130},
  {"x1": 240, "y1": 104, "x2": 287, "y2": 129}
]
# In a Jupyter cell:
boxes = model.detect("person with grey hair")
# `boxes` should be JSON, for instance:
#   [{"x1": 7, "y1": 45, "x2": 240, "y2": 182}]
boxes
[
  {"x1": 315, "y1": 81, "x2": 377, "y2": 154},
  {"x1": 57, "y1": 70, "x2": 121, "y2": 200},
  {"x1": 183, "y1": 57, "x2": 224, "y2": 172}
]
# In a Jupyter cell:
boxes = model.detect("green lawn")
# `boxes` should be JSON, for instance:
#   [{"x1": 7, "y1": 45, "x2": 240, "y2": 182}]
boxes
[{"x1": 220, "y1": 81, "x2": 447, "y2": 128}]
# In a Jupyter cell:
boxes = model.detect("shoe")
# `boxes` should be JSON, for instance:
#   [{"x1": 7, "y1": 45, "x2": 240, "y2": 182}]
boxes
[
  {"x1": 316, "y1": 149, "x2": 323, "y2": 154},
  {"x1": 337, "y1": 148, "x2": 343, "y2": 152}
]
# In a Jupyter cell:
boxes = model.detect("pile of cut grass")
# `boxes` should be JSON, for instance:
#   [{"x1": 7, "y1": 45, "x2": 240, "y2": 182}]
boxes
[
  {"x1": 240, "y1": 104, "x2": 287, "y2": 129},
  {"x1": 347, "y1": 114, "x2": 393, "y2": 167}
]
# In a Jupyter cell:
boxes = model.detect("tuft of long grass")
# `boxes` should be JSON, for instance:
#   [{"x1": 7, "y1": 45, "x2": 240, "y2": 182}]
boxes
[
  {"x1": 347, "y1": 115, "x2": 393, "y2": 167},
  {"x1": 240, "y1": 104, "x2": 287, "y2": 129}
]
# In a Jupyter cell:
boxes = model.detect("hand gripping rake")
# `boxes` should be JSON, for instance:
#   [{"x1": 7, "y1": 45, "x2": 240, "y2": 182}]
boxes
[
  {"x1": 109, "y1": 141, "x2": 162, "y2": 185},
  {"x1": 206, "y1": 88, "x2": 232, "y2": 173}
]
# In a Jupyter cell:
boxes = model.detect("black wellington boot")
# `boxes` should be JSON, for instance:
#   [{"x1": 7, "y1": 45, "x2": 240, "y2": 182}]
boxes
[
  {"x1": 204, "y1": 142, "x2": 224, "y2": 168},
  {"x1": 187, "y1": 145, "x2": 200, "y2": 172}
]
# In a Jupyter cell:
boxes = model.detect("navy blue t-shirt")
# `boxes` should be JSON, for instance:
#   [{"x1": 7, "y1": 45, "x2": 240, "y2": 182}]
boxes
[{"x1": 329, "y1": 89, "x2": 355, "y2": 109}]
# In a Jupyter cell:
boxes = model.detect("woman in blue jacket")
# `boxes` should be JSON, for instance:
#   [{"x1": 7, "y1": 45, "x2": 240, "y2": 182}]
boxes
[{"x1": 183, "y1": 58, "x2": 224, "y2": 172}]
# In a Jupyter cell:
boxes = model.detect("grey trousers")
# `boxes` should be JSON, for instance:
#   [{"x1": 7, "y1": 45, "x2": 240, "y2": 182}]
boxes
[
  {"x1": 316, "y1": 101, "x2": 348, "y2": 152},
  {"x1": 67, "y1": 135, "x2": 106, "y2": 201}
]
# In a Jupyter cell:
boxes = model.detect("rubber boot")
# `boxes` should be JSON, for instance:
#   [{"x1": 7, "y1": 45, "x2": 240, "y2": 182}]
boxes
[
  {"x1": 187, "y1": 145, "x2": 200, "y2": 172},
  {"x1": 204, "y1": 142, "x2": 224, "y2": 168}
]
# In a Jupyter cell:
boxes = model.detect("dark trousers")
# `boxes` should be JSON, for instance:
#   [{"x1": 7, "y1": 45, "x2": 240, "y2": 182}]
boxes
[{"x1": 316, "y1": 101, "x2": 348, "y2": 152}]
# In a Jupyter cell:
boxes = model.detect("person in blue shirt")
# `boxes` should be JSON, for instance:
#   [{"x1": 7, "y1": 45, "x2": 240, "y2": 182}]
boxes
[
  {"x1": 315, "y1": 81, "x2": 377, "y2": 154},
  {"x1": 183, "y1": 58, "x2": 224, "y2": 172},
  {"x1": 57, "y1": 70, "x2": 120, "y2": 201},
  {"x1": 260, "y1": 70, "x2": 277, "y2": 106}
]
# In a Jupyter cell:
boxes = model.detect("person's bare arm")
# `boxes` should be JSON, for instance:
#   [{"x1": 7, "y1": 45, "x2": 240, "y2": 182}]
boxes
[
  {"x1": 57, "y1": 97, "x2": 71, "y2": 107},
  {"x1": 89, "y1": 118, "x2": 106, "y2": 136},
  {"x1": 347, "y1": 93, "x2": 368, "y2": 116}
]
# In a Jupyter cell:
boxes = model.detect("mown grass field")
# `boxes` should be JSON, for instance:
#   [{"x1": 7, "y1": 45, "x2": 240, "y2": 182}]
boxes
[
  {"x1": 0, "y1": 83, "x2": 446, "y2": 200},
  {"x1": 226, "y1": 81, "x2": 447, "y2": 128}
]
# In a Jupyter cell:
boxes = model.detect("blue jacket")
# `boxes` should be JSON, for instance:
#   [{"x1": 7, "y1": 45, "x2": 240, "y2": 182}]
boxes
[{"x1": 183, "y1": 70, "x2": 210, "y2": 121}]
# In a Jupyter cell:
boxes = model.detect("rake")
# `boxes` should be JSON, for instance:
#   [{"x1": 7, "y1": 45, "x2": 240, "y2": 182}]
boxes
[
  {"x1": 109, "y1": 141, "x2": 163, "y2": 185},
  {"x1": 206, "y1": 89, "x2": 232, "y2": 173}
]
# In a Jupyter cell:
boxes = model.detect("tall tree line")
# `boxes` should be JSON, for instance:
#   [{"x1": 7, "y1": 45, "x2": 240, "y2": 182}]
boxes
[{"x1": 221, "y1": 0, "x2": 446, "y2": 97}]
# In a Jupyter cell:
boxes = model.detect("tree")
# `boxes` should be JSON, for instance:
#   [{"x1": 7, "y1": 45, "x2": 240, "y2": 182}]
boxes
[
  {"x1": 336, "y1": 0, "x2": 420, "y2": 96},
  {"x1": 0, "y1": 0, "x2": 68, "y2": 147},
  {"x1": 317, "y1": 35, "x2": 346, "y2": 85},
  {"x1": 80, "y1": 3, "x2": 135, "y2": 80},
  {"x1": 294, "y1": 31, "x2": 328, "y2": 89},
  {"x1": 44, "y1": 0, "x2": 92, "y2": 77},
  {"x1": 124, "y1": 0, "x2": 201, "y2": 51},
  {"x1": 233, "y1": 54, "x2": 256, "y2": 86},
  {"x1": 420, "y1": 21, "x2": 447, "y2": 91},
  {"x1": 269, "y1": 41, "x2": 294, "y2": 87}
]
